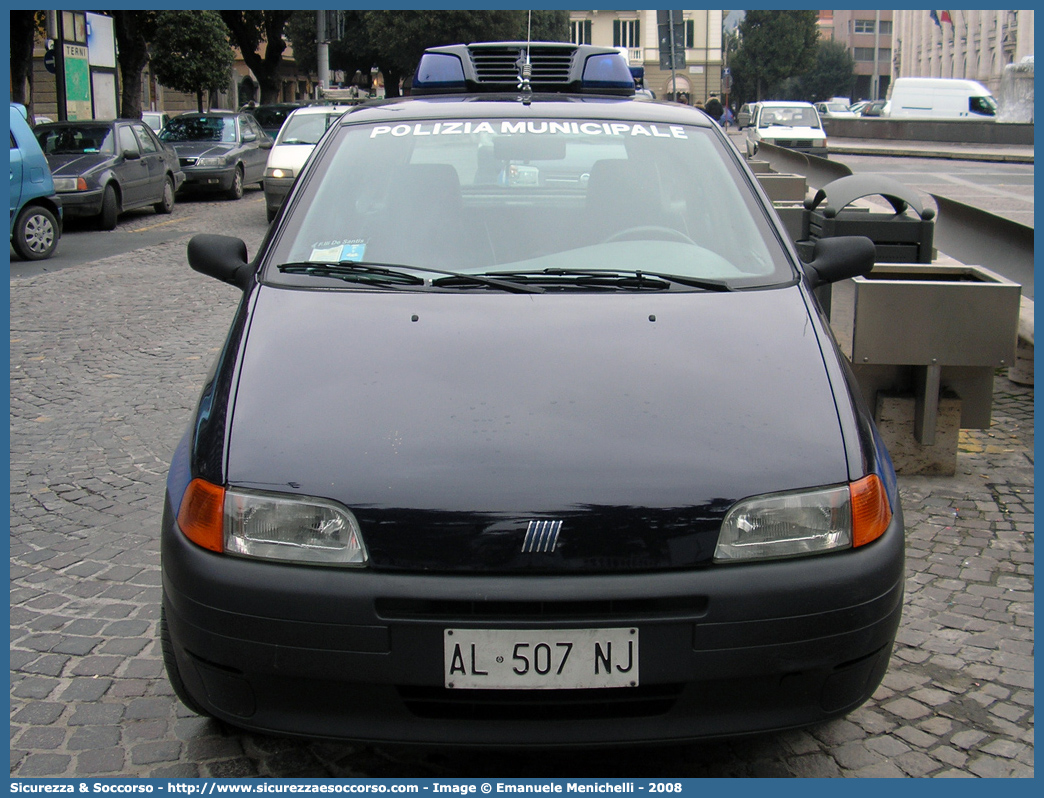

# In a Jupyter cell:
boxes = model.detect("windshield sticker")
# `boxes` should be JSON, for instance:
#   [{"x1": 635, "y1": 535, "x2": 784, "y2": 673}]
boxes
[
  {"x1": 310, "y1": 240, "x2": 366, "y2": 262},
  {"x1": 369, "y1": 121, "x2": 688, "y2": 140}
]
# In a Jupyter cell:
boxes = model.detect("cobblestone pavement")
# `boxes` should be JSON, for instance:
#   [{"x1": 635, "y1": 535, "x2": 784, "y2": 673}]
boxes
[{"x1": 10, "y1": 192, "x2": 1034, "y2": 778}]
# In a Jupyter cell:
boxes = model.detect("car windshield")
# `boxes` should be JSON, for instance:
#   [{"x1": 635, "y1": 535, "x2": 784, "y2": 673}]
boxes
[
  {"x1": 266, "y1": 117, "x2": 791, "y2": 290},
  {"x1": 276, "y1": 112, "x2": 345, "y2": 146},
  {"x1": 970, "y1": 95, "x2": 997, "y2": 115},
  {"x1": 825, "y1": 102, "x2": 849, "y2": 112},
  {"x1": 760, "y1": 107, "x2": 820, "y2": 127},
  {"x1": 160, "y1": 116, "x2": 236, "y2": 143},
  {"x1": 36, "y1": 125, "x2": 114, "y2": 155}
]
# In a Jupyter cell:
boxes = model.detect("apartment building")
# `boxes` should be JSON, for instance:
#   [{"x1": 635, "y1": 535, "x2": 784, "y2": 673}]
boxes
[
  {"x1": 569, "y1": 9, "x2": 724, "y2": 104},
  {"x1": 818, "y1": 10, "x2": 894, "y2": 101}
]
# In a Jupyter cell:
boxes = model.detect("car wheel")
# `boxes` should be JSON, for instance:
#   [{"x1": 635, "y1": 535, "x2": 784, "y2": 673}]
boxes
[
  {"x1": 12, "y1": 205, "x2": 59, "y2": 261},
  {"x1": 227, "y1": 166, "x2": 244, "y2": 201},
  {"x1": 98, "y1": 184, "x2": 119, "y2": 230},
  {"x1": 160, "y1": 605, "x2": 213, "y2": 718},
  {"x1": 154, "y1": 175, "x2": 175, "y2": 215}
]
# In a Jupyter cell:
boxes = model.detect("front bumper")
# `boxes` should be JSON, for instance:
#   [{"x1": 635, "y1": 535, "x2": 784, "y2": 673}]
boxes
[
  {"x1": 56, "y1": 188, "x2": 105, "y2": 217},
  {"x1": 161, "y1": 497, "x2": 904, "y2": 746},
  {"x1": 263, "y1": 177, "x2": 293, "y2": 214},
  {"x1": 180, "y1": 167, "x2": 235, "y2": 192}
]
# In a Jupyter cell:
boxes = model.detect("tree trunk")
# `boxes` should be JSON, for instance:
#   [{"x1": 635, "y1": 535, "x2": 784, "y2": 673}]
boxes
[
  {"x1": 221, "y1": 12, "x2": 293, "y2": 105},
  {"x1": 383, "y1": 69, "x2": 402, "y2": 99},
  {"x1": 10, "y1": 11, "x2": 37, "y2": 107},
  {"x1": 113, "y1": 12, "x2": 150, "y2": 118}
]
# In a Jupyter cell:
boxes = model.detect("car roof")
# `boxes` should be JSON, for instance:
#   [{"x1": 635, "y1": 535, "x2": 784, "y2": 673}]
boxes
[
  {"x1": 286, "y1": 104, "x2": 355, "y2": 116},
  {"x1": 333, "y1": 95, "x2": 717, "y2": 128},
  {"x1": 34, "y1": 119, "x2": 127, "y2": 128},
  {"x1": 758, "y1": 100, "x2": 815, "y2": 108}
]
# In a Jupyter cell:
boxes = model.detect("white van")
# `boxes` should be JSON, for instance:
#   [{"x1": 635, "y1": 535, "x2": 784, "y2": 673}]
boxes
[{"x1": 887, "y1": 77, "x2": 997, "y2": 120}]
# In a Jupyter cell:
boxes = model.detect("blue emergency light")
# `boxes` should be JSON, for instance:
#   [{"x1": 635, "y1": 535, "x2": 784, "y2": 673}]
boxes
[{"x1": 413, "y1": 53, "x2": 466, "y2": 92}]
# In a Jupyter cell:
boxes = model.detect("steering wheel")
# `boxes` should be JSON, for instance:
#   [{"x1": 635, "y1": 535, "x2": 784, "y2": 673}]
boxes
[{"x1": 604, "y1": 226, "x2": 697, "y2": 245}]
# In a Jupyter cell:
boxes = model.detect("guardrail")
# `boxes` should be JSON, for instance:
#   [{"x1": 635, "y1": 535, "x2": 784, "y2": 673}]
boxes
[
  {"x1": 754, "y1": 142, "x2": 1035, "y2": 300},
  {"x1": 822, "y1": 118, "x2": 1033, "y2": 145}
]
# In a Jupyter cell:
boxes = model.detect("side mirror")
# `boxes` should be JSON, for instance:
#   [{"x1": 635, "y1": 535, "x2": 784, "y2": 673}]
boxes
[
  {"x1": 187, "y1": 234, "x2": 253, "y2": 291},
  {"x1": 260, "y1": 138, "x2": 273, "y2": 149},
  {"x1": 124, "y1": 149, "x2": 141, "y2": 160},
  {"x1": 802, "y1": 235, "x2": 875, "y2": 288}
]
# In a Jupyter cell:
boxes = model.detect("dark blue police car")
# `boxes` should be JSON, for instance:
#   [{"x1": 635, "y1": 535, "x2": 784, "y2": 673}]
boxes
[{"x1": 161, "y1": 42, "x2": 904, "y2": 745}]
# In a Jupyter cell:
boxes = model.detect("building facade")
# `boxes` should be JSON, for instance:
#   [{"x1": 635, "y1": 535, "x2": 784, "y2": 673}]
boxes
[
  {"x1": 892, "y1": 9, "x2": 1034, "y2": 93},
  {"x1": 818, "y1": 10, "x2": 894, "y2": 101},
  {"x1": 568, "y1": 9, "x2": 724, "y2": 105}
]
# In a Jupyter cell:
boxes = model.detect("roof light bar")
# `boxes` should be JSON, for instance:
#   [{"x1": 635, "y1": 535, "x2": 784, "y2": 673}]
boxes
[{"x1": 411, "y1": 42, "x2": 635, "y2": 97}]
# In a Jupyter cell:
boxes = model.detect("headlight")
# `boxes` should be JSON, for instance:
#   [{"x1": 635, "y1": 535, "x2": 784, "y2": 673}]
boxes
[
  {"x1": 812, "y1": 139, "x2": 827, "y2": 147},
  {"x1": 177, "y1": 479, "x2": 368, "y2": 566},
  {"x1": 265, "y1": 167, "x2": 295, "y2": 180},
  {"x1": 194, "y1": 156, "x2": 227, "y2": 168},
  {"x1": 53, "y1": 177, "x2": 88, "y2": 192},
  {"x1": 714, "y1": 475, "x2": 891, "y2": 562}
]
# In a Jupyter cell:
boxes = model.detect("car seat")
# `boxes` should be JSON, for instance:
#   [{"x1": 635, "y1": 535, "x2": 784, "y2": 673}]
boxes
[
  {"x1": 582, "y1": 159, "x2": 681, "y2": 245},
  {"x1": 370, "y1": 163, "x2": 472, "y2": 269}
]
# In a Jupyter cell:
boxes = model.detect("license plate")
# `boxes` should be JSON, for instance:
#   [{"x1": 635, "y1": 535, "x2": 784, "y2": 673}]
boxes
[{"x1": 444, "y1": 627, "x2": 638, "y2": 690}]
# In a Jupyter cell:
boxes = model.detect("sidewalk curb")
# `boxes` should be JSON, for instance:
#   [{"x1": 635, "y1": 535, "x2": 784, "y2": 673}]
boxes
[{"x1": 828, "y1": 144, "x2": 1034, "y2": 164}]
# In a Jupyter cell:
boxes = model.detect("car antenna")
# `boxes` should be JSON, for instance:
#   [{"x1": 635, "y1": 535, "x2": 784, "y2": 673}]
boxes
[{"x1": 518, "y1": 10, "x2": 533, "y2": 105}]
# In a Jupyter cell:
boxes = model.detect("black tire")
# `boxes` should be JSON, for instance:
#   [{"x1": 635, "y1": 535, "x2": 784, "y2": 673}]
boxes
[
  {"x1": 159, "y1": 605, "x2": 213, "y2": 718},
  {"x1": 12, "y1": 204, "x2": 59, "y2": 261},
  {"x1": 226, "y1": 166, "x2": 244, "y2": 201},
  {"x1": 98, "y1": 184, "x2": 119, "y2": 230},
  {"x1": 154, "y1": 175, "x2": 175, "y2": 214}
]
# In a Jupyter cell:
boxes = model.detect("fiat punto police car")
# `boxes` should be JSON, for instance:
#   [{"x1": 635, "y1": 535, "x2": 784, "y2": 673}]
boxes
[{"x1": 162, "y1": 42, "x2": 904, "y2": 745}]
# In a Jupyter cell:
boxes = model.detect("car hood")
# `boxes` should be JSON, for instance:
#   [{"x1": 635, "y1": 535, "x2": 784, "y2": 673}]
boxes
[
  {"x1": 169, "y1": 142, "x2": 235, "y2": 158},
  {"x1": 225, "y1": 287, "x2": 850, "y2": 572},
  {"x1": 46, "y1": 153, "x2": 111, "y2": 176},
  {"x1": 265, "y1": 144, "x2": 315, "y2": 172}
]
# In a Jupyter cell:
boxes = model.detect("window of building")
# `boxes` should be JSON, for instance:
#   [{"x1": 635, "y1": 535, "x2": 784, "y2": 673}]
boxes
[
  {"x1": 853, "y1": 47, "x2": 891, "y2": 63},
  {"x1": 853, "y1": 19, "x2": 892, "y2": 35},
  {"x1": 613, "y1": 18, "x2": 640, "y2": 49},
  {"x1": 685, "y1": 19, "x2": 695, "y2": 48},
  {"x1": 571, "y1": 19, "x2": 592, "y2": 46}
]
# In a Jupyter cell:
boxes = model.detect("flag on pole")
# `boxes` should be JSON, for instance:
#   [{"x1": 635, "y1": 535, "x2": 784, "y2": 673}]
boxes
[
  {"x1": 929, "y1": 10, "x2": 941, "y2": 27},
  {"x1": 940, "y1": 11, "x2": 953, "y2": 25}
]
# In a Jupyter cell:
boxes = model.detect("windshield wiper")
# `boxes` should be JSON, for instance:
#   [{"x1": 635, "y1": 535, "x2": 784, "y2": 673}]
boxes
[
  {"x1": 277, "y1": 261, "x2": 426, "y2": 287},
  {"x1": 277, "y1": 261, "x2": 543, "y2": 293},
  {"x1": 479, "y1": 268, "x2": 732, "y2": 292}
]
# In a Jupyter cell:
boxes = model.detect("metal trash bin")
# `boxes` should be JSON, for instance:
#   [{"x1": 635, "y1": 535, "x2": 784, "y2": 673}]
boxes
[{"x1": 803, "y1": 174, "x2": 936, "y2": 263}]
